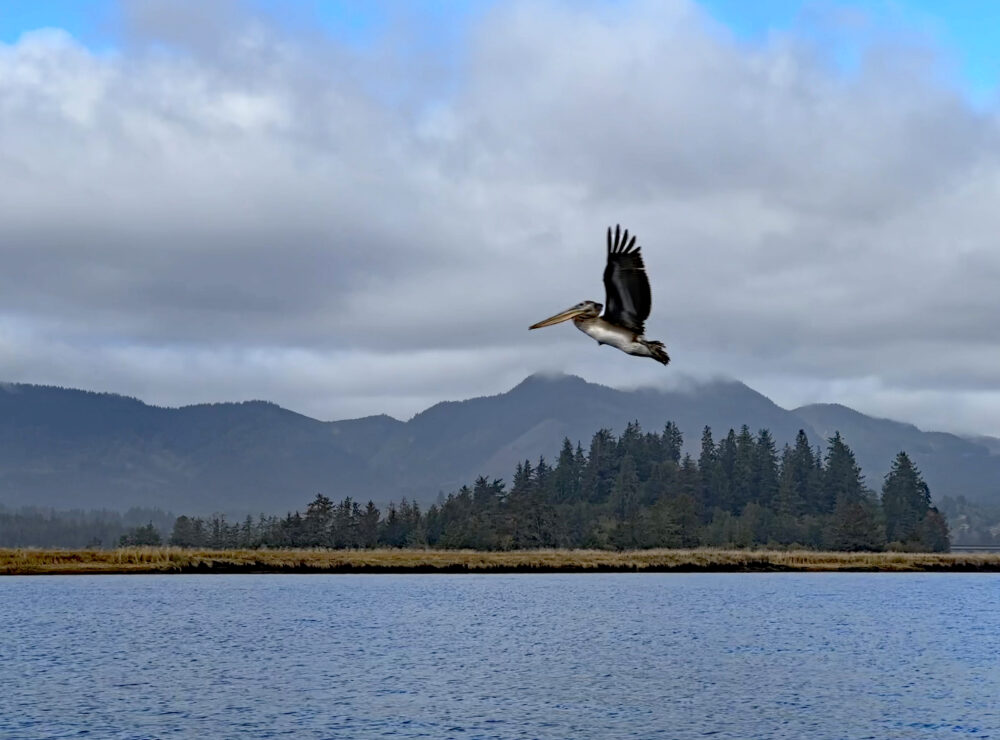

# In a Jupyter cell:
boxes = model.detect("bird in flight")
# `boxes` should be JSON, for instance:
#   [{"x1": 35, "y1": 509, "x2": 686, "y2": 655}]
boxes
[{"x1": 529, "y1": 225, "x2": 670, "y2": 365}]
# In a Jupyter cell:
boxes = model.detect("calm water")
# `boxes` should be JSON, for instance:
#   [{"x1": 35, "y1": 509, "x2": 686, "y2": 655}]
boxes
[{"x1": 2, "y1": 573, "x2": 998, "y2": 739}]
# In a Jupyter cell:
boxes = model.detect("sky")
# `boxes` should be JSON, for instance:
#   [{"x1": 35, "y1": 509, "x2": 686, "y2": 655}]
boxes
[{"x1": 2, "y1": 1, "x2": 1000, "y2": 435}]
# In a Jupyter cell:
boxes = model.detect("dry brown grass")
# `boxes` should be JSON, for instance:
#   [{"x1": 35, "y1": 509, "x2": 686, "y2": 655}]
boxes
[{"x1": 2, "y1": 547, "x2": 999, "y2": 575}]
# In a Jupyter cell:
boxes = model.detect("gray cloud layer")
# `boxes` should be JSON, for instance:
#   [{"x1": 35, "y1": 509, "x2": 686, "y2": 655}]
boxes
[{"x1": 2, "y1": 1, "x2": 1000, "y2": 433}]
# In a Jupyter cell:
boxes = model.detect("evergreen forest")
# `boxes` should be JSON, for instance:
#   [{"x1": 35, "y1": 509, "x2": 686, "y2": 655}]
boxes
[
  {"x1": 0, "y1": 506, "x2": 175, "y2": 549},
  {"x1": 166, "y1": 423, "x2": 951, "y2": 552}
]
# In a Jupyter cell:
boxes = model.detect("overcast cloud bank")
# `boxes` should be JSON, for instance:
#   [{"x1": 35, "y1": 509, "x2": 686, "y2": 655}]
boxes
[{"x1": 2, "y1": 1, "x2": 999, "y2": 433}]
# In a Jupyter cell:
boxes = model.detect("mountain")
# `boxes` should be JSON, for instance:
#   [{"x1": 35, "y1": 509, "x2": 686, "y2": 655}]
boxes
[
  {"x1": 386, "y1": 373, "x2": 816, "y2": 494},
  {"x1": 0, "y1": 385, "x2": 394, "y2": 513},
  {"x1": 965, "y1": 434, "x2": 1000, "y2": 457},
  {"x1": 1, "y1": 374, "x2": 998, "y2": 513}
]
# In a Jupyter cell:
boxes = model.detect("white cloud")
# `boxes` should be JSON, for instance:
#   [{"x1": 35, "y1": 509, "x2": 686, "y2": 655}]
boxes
[{"x1": 2, "y1": 1, "x2": 1000, "y2": 434}]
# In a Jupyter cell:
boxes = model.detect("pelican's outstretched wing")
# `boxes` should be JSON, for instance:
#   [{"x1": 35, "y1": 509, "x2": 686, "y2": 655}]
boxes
[{"x1": 603, "y1": 224, "x2": 651, "y2": 334}]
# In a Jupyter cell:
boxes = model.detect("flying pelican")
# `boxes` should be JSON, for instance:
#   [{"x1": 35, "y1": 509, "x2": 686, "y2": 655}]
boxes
[{"x1": 529, "y1": 225, "x2": 670, "y2": 365}]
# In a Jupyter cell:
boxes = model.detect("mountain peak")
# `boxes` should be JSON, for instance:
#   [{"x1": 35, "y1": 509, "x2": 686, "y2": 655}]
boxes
[{"x1": 515, "y1": 372, "x2": 590, "y2": 387}]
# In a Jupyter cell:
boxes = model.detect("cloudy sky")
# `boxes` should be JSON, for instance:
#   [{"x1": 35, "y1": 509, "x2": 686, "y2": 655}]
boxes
[{"x1": 2, "y1": 1, "x2": 1000, "y2": 434}]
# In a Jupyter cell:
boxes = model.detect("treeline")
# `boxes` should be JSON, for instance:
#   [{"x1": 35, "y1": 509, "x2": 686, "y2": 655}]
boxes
[
  {"x1": 168, "y1": 423, "x2": 950, "y2": 552},
  {"x1": 0, "y1": 506, "x2": 175, "y2": 548},
  {"x1": 938, "y1": 495, "x2": 1000, "y2": 547}
]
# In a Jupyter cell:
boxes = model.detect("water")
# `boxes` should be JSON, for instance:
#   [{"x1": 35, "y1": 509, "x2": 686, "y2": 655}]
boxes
[{"x1": 2, "y1": 573, "x2": 998, "y2": 739}]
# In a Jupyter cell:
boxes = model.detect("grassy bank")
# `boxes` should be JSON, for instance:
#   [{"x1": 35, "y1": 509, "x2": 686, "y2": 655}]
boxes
[{"x1": 3, "y1": 547, "x2": 1000, "y2": 575}]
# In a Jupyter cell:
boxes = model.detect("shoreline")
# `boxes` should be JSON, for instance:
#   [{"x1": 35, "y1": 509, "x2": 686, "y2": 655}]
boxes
[{"x1": 3, "y1": 547, "x2": 1000, "y2": 575}]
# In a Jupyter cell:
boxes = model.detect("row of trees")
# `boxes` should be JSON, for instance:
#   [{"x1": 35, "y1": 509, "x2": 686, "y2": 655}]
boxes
[
  {"x1": 168, "y1": 422, "x2": 950, "y2": 552},
  {"x1": 938, "y1": 495, "x2": 1000, "y2": 547},
  {"x1": 0, "y1": 506, "x2": 174, "y2": 548}
]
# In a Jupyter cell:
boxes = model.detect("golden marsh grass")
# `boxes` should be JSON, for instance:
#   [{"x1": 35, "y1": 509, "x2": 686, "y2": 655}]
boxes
[{"x1": 2, "y1": 547, "x2": 999, "y2": 575}]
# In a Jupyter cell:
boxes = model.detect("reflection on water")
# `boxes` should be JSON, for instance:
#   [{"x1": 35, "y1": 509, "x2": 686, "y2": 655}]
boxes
[{"x1": 2, "y1": 573, "x2": 999, "y2": 739}]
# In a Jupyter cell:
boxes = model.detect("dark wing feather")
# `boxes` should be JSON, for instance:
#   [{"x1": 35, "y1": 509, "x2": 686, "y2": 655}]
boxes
[{"x1": 602, "y1": 224, "x2": 651, "y2": 334}]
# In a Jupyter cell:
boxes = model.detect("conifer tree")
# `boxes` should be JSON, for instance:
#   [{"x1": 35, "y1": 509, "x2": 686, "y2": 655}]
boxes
[
  {"x1": 169, "y1": 515, "x2": 198, "y2": 547},
  {"x1": 470, "y1": 476, "x2": 505, "y2": 549},
  {"x1": 284, "y1": 511, "x2": 304, "y2": 547},
  {"x1": 208, "y1": 514, "x2": 226, "y2": 548},
  {"x1": 660, "y1": 453, "x2": 699, "y2": 541},
  {"x1": 381, "y1": 501, "x2": 404, "y2": 547},
  {"x1": 732, "y1": 425, "x2": 756, "y2": 513},
  {"x1": 698, "y1": 426, "x2": 719, "y2": 514},
  {"x1": 780, "y1": 430, "x2": 820, "y2": 515},
  {"x1": 642, "y1": 459, "x2": 678, "y2": 507},
  {"x1": 512, "y1": 460, "x2": 533, "y2": 493},
  {"x1": 437, "y1": 487, "x2": 474, "y2": 548},
  {"x1": 304, "y1": 493, "x2": 334, "y2": 546},
  {"x1": 823, "y1": 433, "x2": 862, "y2": 508},
  {"x1": 716, "y1": 429, "x2": 738, "y2": 512},
  {"x1": 400, "y1": 499, "x2": 426, "y2": 546},
  {"x1": 535, "y1": 456, "x2": 552, "y2": 502},
  {"x1": 359, "y1": 501, "x2": 380, "y2": 548},
  {"x1": 508, "y1": 459, "x2": 552, "y2": 548},
  {"x1": 677, "y1": 454, "x2": 701, "y2": 500},
  {"x1": 828, "y1": 497, "x2": 883, "y2": 551},
  {"x1": 882, "y1": 452, "x2": 932, "y2": 545},
  {"x1": 191, "y1": 516, "x2": 206, "y2": 547},
  {"x1": 775, "y1": 444, "x2": 799, "y2": 516},
  {"x1": 613, "y1": 454, "x2": 640, "y2": 522},
  {"x1": 824, "y1": 433, "x2": 885, "y2": 550},
  {"x1": 618, "y1": 421, "x2": 644, "y2": 472},
  {"x1": 753, "y1": 429, "x2": 780, "y2": 509},
  {"x1": 553, "y1": 438, "x2": 582, "y2": 503},
  {"x1": 582, "y1": 429, "x2": 616, "y2": 503},
  {"x1": 472, "y1": 475, "x2": 504, "y2": 510},
  {"x1": 241, "y1": 515, "x2": 255, "y2": 548},
  {"x1": 662, "y1": 422, "x2": 683, "y2": 464}
]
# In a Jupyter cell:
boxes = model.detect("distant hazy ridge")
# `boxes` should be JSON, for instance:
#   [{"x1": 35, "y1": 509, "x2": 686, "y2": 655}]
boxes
[{"x1": 1, "y1": 374, "x2": 997, "y2": 513}]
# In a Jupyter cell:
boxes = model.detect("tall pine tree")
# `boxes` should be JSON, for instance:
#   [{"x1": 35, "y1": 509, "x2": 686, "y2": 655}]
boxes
[
  {"x1": 753, "y1": 429, "x2": 780, "y2": 509},
  {"x1": 882, "y1": 452, "x2": 932, "y2": 546},
  {"x1": 824, "y1": 433, "x2": 885, "y2": 551}
]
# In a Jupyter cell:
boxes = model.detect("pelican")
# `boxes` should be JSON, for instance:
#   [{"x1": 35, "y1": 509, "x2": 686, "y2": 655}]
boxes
[{"x1": 529, "y1": 225, "x2": 670, "y2": 365}]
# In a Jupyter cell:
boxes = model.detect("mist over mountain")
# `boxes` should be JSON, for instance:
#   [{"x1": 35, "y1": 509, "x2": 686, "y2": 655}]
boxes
[{"x1": 1, "y1": 374, "x2": 997, "y2": 514}]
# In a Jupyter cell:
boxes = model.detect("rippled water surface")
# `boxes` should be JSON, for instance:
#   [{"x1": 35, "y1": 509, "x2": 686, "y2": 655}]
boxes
[{"x1": 2, "y1": 573, "x2": 999, "y2": 739}]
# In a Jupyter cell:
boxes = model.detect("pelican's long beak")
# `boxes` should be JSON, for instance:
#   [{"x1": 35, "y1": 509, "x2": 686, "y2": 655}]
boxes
[{"x1": 529, "y1": 306, "x2": 586, "y2": 330}]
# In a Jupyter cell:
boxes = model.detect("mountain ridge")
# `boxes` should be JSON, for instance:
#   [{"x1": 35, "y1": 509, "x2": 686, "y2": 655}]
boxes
[{"x1": 1, "y1": 374, "x2": 997, "y2": 513}]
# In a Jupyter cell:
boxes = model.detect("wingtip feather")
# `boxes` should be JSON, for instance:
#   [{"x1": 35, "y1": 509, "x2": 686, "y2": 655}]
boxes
[{"x1": 607, "y1": 224, "x2": 643, "y2": 255}]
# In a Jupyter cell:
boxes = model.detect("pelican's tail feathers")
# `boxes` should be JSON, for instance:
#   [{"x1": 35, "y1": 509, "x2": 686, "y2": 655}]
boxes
[{"x1": 641, "y1": 339, "x2": 671, "y2": 366}]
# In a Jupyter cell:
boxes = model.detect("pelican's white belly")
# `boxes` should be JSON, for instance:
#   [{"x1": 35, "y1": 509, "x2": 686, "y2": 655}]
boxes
[{"x1": 576, "y1": 319, "x2": 649, "y2": 356}]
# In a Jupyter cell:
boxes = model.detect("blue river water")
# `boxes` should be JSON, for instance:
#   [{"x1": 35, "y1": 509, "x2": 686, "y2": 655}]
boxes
[{"x1": 1, "y1": 573, "x2": 998, "y2": 739}]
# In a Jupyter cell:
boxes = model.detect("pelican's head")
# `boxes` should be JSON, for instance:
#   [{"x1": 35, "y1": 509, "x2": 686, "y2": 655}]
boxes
[{"x1": 529, "y1": 300, "x2": 602, "y2": 329}]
